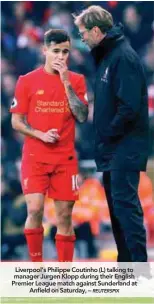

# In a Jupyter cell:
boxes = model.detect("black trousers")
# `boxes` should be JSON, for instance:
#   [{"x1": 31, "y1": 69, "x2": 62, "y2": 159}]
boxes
[{"x1": 103, "y1": 171, "x2": 147, "y2": 262}]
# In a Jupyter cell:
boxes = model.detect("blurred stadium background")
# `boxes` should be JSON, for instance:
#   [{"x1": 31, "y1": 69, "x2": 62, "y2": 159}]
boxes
[{"x1": 1, "y1": 1, "x2": 154, "y2": 261}]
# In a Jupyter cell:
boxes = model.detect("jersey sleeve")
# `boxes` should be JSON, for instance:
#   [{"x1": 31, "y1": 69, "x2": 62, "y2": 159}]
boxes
[
  {"x1": 75, "y1": 75, "x2": 88, "y2": 106},
  {"x1": 10, "y1": 76, "x2": 29, "y2": 114}
]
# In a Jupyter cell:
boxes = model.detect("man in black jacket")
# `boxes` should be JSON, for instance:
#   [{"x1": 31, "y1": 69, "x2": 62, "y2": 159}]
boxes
[{"x1": 74, "y1": 5, "x2": 149, "y2": 262}]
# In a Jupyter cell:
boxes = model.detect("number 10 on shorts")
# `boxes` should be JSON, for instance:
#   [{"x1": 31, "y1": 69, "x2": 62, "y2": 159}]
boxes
[{"x1": 72, "y1": 175, "x2": 79, "y2": 191}]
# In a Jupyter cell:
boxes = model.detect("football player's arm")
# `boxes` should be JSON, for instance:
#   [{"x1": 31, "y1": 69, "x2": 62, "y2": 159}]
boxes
[
  {"x1": 51, "y1": 60, "x2": 88, "y2": 123},
  {"x1": 11, "y1": 113, "x2": 59, "y2": 143},
  {"x1": 64, "y1": 78, "x2": 88, "y2": 123},
  {"x1": 11, "y1": 113, "x2": 42, "y2": 139}
]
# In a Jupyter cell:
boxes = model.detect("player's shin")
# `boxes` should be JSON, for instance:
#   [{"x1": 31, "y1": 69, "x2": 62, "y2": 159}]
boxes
[
  {"x1": 24, "y1": 226, "x2": 44, "y2": 262},
  {"x1": 55, "y1": 233, "x2": 76, "y2": 262}
]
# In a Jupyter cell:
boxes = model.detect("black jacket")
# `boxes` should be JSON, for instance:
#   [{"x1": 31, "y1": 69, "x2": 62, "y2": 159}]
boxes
[{"x1": 91, "y1": 23, "x2": 149, "y2": 172}]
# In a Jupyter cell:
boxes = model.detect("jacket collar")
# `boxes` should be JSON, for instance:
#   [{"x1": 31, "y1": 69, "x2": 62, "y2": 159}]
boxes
[{"x1": 91, "y1": 23, "x2": 125, "y2": 66}]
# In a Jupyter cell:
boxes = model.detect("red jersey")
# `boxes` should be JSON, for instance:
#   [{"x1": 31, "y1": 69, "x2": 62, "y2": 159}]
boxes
[{"x1": 10, "y1": 66, "x2": 88, "y2": 164}]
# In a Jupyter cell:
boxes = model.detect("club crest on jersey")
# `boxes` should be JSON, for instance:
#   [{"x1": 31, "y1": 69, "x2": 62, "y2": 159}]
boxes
[
  {"x1": 36, "y1": 90, "x2": 44, "y2": 95},
  {"x1": 11, "y1": 97, "x2": 18, "y2": 108}
]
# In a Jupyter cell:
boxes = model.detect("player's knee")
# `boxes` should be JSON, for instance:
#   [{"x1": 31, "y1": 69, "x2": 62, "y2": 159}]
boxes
[
  {"x1": 55, "y1": 201, "x2": 74, "y2": 226},
  {"x1": 28, "y1": 207, "x2": 44, "y2": 221},
  {"x1": 57, "y1": 210, "x2": 72, "y2": 225}
]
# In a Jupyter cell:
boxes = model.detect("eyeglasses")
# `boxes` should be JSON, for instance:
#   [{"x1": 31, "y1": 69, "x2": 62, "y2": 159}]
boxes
[
  {"x1": 78, "y1": 26, "x2": 107, "y2": 39},
  {"x1": 78, "y1": 29, "x2": 90, "y2": 38}
]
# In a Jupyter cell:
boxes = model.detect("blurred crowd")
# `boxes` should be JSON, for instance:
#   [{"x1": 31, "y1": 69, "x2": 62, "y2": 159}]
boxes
[{"x1": 1, "y1": 1, "x2": 154, "y2": 260}]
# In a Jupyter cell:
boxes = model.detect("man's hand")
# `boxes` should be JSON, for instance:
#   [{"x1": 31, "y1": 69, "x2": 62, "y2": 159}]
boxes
[
  {"x1": 11, "y1": 114, "x2": 61, "y2": 142},
  {"x1": 40, "y1": 129, "x2": 60, "y2": 143},
  {"x1": 51, "y1": 60, "x2": 88, "y2": 123},
  {"x1": 52, "y1": 60, "x2": 69, "y2": 84}
]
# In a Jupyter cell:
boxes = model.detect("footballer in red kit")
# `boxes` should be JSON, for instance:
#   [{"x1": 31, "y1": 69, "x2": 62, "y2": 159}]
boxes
[{"x1": 10, "y1": 29, "x2": 88, "y2": 262}]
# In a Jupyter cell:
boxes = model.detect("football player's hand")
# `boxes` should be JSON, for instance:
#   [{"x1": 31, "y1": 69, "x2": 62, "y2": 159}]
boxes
[
  {"x1": 41, "y1": 129, "x2": 60, "y2": 143},
  {"x1": 52, "y1": 60, "x2": 69, "y2": 84}
]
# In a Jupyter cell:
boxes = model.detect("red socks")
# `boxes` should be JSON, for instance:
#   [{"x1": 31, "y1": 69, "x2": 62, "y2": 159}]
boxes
[
  {"x1": 24, "y1": 228, "x2": 76, "y2": 262},
  {"x1": 55, "y1": 234, "x2": 76, "y2": 262},
  {"x1": 24, "y1": 226, "x2": 44, "y2": 262}
]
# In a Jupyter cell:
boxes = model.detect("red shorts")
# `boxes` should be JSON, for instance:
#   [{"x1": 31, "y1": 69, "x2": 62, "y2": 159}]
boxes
[{"x1": 21, "y1": 155, "x2": 79, "y2": 201}]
